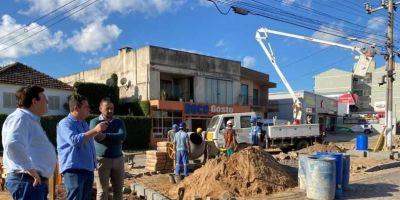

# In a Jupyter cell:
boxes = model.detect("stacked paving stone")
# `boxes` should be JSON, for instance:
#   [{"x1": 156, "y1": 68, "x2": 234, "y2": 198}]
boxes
[{"x1": 145, "y1": 142, "x2": 174, "y2": 172}]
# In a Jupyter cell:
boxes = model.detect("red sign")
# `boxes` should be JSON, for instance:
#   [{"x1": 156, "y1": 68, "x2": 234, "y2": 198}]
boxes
[{"x1": 338, "y1": 93, "x2": 356, "y2": 104}]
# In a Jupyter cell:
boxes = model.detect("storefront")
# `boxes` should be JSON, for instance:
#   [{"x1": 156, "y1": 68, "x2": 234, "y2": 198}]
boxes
[{"x1": 149, "y1": 100, "x2": 251, "y2": 147}]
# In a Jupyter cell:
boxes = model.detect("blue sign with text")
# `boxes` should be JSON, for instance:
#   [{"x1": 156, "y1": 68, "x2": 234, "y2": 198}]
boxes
[{"x1": 184, "y1": 104, "x2": 209, "y2": 115}]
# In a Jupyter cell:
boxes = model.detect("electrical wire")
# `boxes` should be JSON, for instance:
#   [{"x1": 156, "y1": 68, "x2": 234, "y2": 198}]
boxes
[
  {"x1": 0, "y1": 0, "x2": 100, "y2": 53},
  {"x1": 0, "y1": 0, "x2": 94, "y2": 45},
  {"x1": 0, "y1": 0, "x2": 78, "y2": 42}
]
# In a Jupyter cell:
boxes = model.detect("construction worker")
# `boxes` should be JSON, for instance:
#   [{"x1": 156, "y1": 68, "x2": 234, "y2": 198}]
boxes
[
  {"x1": 361, "y1": 44, "x2": 385, "y2": 59},
  {"x1": 249, "y1": 118, "x2": 261, "y2": 146},
  {"x1": 196, "y1": 127, "x2": 207, "y2": 140},
  {"x1": 174, "y1": 122, "x2": 190, "y2": 177},
  {"x1": 224, "y1": 120, "x2": 237, "y2": 156},
  {"x1": 168, "y1": 124, "x2": 178, "y2": 142}
]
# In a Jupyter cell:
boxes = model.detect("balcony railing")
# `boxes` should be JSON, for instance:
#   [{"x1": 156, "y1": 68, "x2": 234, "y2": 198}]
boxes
[{"x1": 238, "y1": 95, "x2": 268, "y2": 106}]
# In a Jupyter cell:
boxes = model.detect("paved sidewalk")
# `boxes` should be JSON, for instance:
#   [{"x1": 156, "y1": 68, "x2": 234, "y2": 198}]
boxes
[{"x1": 266, "y1": 167, "x2": 400, "y2": 200}]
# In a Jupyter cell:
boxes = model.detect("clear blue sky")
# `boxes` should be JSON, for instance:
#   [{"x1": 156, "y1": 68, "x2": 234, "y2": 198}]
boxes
[{"x1": 0, "y1": 0, "x2": 397, "y2": 92}]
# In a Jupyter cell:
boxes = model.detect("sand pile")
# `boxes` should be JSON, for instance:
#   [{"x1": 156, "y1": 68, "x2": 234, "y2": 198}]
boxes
[
  {"x1": 170, "y1": 147, "x2": 296, "y2": 199},
  {"x1": 297, "y1": 143, "x2": 343, "y2": 154}
]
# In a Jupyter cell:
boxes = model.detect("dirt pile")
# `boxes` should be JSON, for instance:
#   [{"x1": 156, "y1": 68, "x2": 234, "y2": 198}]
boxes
[
  {"x1": 297, "y1": 143, "x2": 343, "y2": 154},
  {"x1": 170, "y1": 147, "x2": 296, "y2": 199}
]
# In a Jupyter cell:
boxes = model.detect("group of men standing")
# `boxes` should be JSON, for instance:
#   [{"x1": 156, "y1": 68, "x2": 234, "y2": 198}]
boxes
[{"x1": 2, "y1": 85, "x2": 126, "y2": 200}]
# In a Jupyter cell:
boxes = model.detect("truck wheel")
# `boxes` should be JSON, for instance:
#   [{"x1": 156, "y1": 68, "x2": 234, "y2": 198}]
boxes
[{"x1": 296, "y1": 139, "x2": 309, "y2": 150}]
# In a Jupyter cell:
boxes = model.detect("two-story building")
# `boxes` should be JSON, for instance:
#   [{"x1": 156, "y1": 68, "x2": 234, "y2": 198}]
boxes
[{"x1": 59, "y1": 46, "x2": 276, "y2": 145}]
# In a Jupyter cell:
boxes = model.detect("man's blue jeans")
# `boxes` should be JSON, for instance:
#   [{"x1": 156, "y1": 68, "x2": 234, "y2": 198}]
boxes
[
  {"x1": 175, "y1": 150, "x2": 189, "y2": 176},
  {"x1": 63, "y1": 169, "x2": 94, "y2": 200},
  {"x1": 5, "y1": 173, "x2": 48, "y2": 200}
]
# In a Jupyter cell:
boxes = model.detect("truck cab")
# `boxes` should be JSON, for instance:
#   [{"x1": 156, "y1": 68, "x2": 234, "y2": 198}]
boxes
[{"x1": 206, "y1": 112, "x2": 257, "y2": 147}]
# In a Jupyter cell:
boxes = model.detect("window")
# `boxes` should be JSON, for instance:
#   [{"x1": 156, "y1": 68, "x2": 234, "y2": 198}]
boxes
[
  {"x1": 48, "y1": 96, "x2": 60, "y2": 110},
  {"x1": 205, "y1": 78, "x2": 233, "y2": 104},
  {"x1": 152, "y1": 110, "x2": 182, "y2": 139},
  {"x1": 253, "y1": 89, "x2": 259, "y2": 105},
  {"x1": 240, "y1": 84, "x2": 248, "y2": 105},
  {"x1": 240, "y1": 116, "x2": 252, "y2": 128},
  {"x1": 363, "y1": 90, "x2": 371, "y2": 96},
  {"x1": 3, "y1": 92, "x2": 16, "y2": 108}
]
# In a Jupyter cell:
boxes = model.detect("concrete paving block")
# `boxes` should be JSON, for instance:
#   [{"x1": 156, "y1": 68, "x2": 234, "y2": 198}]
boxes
[
  {"x1": 133, "y1": 183, "x2": 145, "y2": 198},
  {"x1": 393, "y1": 152, "x2": 400, "y2": 160},
  {"x1": 145, "y1": 188, "x2": 156, "y2": 200},
  {"x1": 367, "y1": 151, "x2": 393, "y2": 160},
  {"x1": 346, "y1": 150, "x2": 367, "y2": 158},
  {"x1": 153, "y1": 193, "x2": 170, "y2": 200}
]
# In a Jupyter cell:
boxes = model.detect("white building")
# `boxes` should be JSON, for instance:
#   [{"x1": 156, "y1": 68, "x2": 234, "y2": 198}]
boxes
[{"x1": 0, "y1": 62, "x2": 72, "y2": 115}]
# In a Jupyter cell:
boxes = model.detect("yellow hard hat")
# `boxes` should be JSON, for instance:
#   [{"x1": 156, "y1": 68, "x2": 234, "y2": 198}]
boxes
[{"x1": 196, "y1": 127, "x2": 202, "y2": 133}]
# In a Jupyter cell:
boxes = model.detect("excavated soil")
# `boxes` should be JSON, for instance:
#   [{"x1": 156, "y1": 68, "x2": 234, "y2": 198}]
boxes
[
  {"x1": 297, "y1": 143, "x2": 343, "y2": 154},
  {"x1": 169, "y1": 147, "x2": 296, "y2": 199}
]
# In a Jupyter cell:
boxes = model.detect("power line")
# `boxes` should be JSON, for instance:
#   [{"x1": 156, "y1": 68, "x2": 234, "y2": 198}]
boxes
[
  {"x1": 214, "y1": 0, "x2": 388, "y2": 47},
  {"x1": 0, "y1": 0, "x2": 78, "y2": 42},
  {"x1": 0, "y1": 0, "x2": 100, "y2": 53}
]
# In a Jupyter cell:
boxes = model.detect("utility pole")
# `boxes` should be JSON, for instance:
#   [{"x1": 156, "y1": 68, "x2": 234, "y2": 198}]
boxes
[{"x1": 365, "y1": 0, "x2": 399, "y2": 151}]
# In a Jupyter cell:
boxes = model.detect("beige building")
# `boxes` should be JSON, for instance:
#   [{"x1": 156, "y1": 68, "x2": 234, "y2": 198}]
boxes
[
  {"x1": 314, "y1": 63, "x2": 400, "y2": 118},
  {"x1": 59, "y1": 45, "x2": 276, "y2": 146}
]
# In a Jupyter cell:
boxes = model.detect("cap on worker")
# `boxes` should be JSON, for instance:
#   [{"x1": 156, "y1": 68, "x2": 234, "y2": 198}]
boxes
[
  {"x1": 250, "y1": 117, "x2": 257, "y2": 123},
  {"x1": 227, "y1": 120, "x2": 233, "y2": 126},
  {"x1": 196, "y1": 127, "x2": 202, "y2": 133},
  {"x1": 172, "y1": 124, "x2": 178, "y2": 129},
  {"x1": 179, "y1": 122, "x2": 186, "y2": 129}
]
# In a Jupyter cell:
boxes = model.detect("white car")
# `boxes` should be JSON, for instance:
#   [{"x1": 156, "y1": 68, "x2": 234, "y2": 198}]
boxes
[{"x1": 351, "y1": 124, "x2": 373, "y2": 134}]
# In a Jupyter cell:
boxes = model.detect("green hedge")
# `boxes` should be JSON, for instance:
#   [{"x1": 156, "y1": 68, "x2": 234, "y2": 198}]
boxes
[
  {"x1": 117, "y1": 101, "x2": 150, "y2": 116},
  {"x1": 73, "y1": 82, "x2": 119, "y2": 114},
  {"x1": 0, "y1": 114, "x2": 150, "y2": 151}
]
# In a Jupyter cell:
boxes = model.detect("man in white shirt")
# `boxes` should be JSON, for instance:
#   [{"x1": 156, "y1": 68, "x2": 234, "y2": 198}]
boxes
[{"x1": 2, "y1": 85, "x2": 57, "y2": 199}]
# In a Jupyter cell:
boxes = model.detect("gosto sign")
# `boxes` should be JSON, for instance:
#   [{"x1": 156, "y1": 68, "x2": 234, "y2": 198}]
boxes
[{"x1": 184, "y1": 104, "x2": 234, "y2": 115}]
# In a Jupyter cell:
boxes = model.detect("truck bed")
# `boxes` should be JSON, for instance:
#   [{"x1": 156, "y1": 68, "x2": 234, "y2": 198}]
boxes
[{"x1": 267, "y1": 124, "x2": 320, "y2": 139}]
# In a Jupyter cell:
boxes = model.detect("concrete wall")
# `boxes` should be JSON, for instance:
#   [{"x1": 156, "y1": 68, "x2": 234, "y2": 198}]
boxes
[
  {"x1": 0, "y1": 83, "x2": 70, "y2": 115},
  {"x1": 314, "y1": 69, "x2": 353, "y2": 94}
]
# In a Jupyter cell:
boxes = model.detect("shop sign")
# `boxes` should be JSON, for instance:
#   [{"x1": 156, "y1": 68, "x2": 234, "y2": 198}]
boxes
[
  {"x1": 184, "y1": 104, "x2": 209, "y2": 115},
  {"x1": 374, "y1": 101, "x2": 386, "y2": 112},
  {"x1": 184, "y1": 104, "x2": 234, "y2": 115},
  {"x1": 210, "y1": 105, "x2": 234, "y2": 114}
]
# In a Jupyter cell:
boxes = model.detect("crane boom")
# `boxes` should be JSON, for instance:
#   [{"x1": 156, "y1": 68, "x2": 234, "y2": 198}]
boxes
[
  {"x1": 258, "y1": 28, "x2": 362, "y2": 54},
  {"x1": 256, "y1": 27, "x2": 365, "y2": 124},
  {"x1": 256, "y1": 28, "x2": 303, "y2": 124}
]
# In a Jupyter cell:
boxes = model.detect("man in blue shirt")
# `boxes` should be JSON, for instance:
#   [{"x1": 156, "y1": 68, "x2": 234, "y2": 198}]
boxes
[
  {"x1": 2, "y1": 85, "x2": 57, "y2": 199},
  {"x1": 57, "y1": 94, "x2": 108, "y2": 200},
  {"x1": 249, "y1": 118, "x2": 261, "y2": 146},
  {"x1": 174, "y1": 122, "x2": 190, "y2": 177},
  {"x1": 90, "y1": 97, "x2": 126, "y2": 200}
]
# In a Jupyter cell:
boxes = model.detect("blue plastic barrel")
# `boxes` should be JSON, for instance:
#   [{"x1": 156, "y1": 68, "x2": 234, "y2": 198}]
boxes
[
  {"x1": 342, "y1": 155, "x2": 350, "y2": 190},
  {"x1": 306, "y1": 157, "x2": 336, "y2": 200},
  {"x1": 316, "y1": 152, "x2": 343, "y2": 198},
  {"x1": 356, "y1": 134, "x2": 368, "y2": 150},
  {"x1": 298, "y1": 154, "x2": 313, "y2": 190}
]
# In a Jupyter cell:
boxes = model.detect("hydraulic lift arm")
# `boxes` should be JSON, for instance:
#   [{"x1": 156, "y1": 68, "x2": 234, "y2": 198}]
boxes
[{"x1": 255, "y1": 27, "x2": 363, "y2": 124}]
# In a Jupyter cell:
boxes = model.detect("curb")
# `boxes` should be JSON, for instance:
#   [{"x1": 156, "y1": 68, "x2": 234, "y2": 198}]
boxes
[
  {"x1": 131, "y1": 183, "x2": 170, "y2": 200},
  {"x1": 364, "y1": 161, "x2": 400, "y2": 172}
]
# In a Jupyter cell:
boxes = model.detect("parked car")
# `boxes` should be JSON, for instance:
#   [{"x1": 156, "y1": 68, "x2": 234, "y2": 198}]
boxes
[{"x1": 351, "y1": 124, "x2": 373, "y2": 134}]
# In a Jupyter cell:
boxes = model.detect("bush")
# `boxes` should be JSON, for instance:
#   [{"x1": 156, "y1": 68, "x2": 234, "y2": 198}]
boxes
[
  {"x1": 73, "y1": 82, "x2": 119, "y2": 114},
  {"x1": 0, "y1": 114, "x2": 150, "y2": 151},
  {"x1": 117, "y1": 101, "x2": 150, "y2": 117}
]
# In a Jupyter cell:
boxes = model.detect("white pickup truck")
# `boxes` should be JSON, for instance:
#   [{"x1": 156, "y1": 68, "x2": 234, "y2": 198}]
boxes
[{"x1": 206, "y1": 112, "x2": 324, "y2": 151}]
